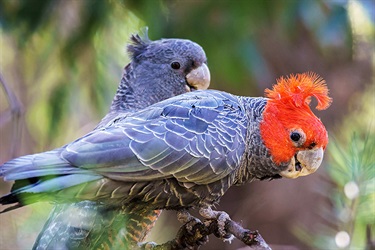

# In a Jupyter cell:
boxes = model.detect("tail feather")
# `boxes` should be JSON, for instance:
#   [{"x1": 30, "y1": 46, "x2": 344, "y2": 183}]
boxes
[
  {"x1": 0, "y1": 193, "x2": 19, "y2": 205},
  {"x1": 0, "y1": 202, "x2": 23, "y2": 213},
  {"x1": 0, "y1": 149, "x2": 102, "y2": 211},
  {"x1": 1, "y1": 149, "x2": 84, "y2": 181},
  {"x1": 0, "y1": 192, "x2": 25, "y2": 213},
  {"x1": 19, "y1": 174, "x2": 102, "y2": 194}
]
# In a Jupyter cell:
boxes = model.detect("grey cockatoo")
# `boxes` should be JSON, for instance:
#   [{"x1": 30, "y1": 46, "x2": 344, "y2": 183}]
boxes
[
  {"x1": 1, "y1": 31, "x2": 210, "y2": 249},
  {"x1": 1, "y1": 58, "x2": 331, "y2": 247}
]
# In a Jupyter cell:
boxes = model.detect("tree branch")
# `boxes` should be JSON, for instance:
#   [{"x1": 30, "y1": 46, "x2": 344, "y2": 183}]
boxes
[
  {"x1": 225, "y1": 219, "x2": 271, "y2": 250},
  {"x1": 137, "y1": 217, "x2": 271, "y2": 250},
  {"x1": 0, "y1": 73, "x2": 24, "y2": 158}
]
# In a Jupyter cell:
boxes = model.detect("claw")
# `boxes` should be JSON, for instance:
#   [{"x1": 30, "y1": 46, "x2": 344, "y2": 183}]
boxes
[
  {"x1": 177, "y1": 209, "x2": 195, "y2": 224},
  {"x1": 138, "y1": 241, "x2": 157, "y2": 250},
  {"x1": 175, "y1": 210, "x2": 209, "y2": 248},
  {"x1": 199, "y1": 206, "x2": 234, "y2": 241},
  {"x1": 222, "y1": 234, "x2": 235, "y2": 243},
  {"x1": 177, "y1": 210, "x2": 204, "y2": 235}
]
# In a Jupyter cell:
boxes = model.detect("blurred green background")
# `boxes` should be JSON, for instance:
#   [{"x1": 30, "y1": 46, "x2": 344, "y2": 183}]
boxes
[{"x1": 0, "y1": 0, "x2": 374, "y2": 249}]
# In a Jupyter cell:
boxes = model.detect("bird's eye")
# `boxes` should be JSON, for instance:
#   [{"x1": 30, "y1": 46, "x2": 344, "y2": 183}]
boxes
[
  {"x1": 290, "y1": 132, "x2": 301, "y2": 142},
  {"x1": 289, "y1": 129, "x2": 306, "y2": 147},
  {"x1": 171, "y1": 62, "x2": 181, "y2": 69}
]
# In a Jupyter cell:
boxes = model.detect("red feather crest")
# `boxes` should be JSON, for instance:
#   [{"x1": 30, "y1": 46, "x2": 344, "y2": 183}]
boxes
[{"x1": 265, "y1": 72, "x2": 332, "y2": 110}]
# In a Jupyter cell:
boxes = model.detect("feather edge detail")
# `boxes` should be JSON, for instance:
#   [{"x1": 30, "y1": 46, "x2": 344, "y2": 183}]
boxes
[{"x1": 265, "y1": 72, "x2": 332, "y2": 110}]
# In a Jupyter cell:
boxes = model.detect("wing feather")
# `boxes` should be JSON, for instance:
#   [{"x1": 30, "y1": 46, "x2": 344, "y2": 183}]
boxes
[{"x1": 62, "y1": 90, "x2": 247, "y2": 185}]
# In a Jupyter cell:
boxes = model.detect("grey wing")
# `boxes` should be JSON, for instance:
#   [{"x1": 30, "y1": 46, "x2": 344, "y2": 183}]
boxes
[{"x1": 63, "y1": 90, "x2": 248, "y2": 185}]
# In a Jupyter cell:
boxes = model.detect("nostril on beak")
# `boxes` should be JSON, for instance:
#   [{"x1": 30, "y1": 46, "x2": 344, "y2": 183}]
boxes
[
  {"x1": 294, "y1": 155, "x2": 302, "y2": 171},
  {"x1": 295, "y1": 162, "x2": 302, "y2": 171}
]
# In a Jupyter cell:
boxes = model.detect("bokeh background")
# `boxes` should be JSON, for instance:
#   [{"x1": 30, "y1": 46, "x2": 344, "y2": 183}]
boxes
[{"x1": 0, "y1": 0, "x2": 374, "y2": 249}]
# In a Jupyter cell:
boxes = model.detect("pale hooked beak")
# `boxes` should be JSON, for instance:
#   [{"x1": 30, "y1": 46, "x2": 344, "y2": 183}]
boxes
[
  {"x1": 280, "y1": 147, "x2": 324, "y2": 179},
  {"x1": 186, "y1": 63, "x2": 210, "y2": 91}
]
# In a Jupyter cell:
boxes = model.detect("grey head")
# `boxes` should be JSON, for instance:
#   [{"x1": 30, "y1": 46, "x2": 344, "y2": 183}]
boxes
[{"x1": 110, "y1": 31, "x2": 210, "y2": 112}]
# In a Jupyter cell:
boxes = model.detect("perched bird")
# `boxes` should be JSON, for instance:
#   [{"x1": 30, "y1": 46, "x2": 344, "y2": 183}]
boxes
[
  {"x1": 8, "y1": 31, "x2": 211, "y2": 249},
  {"x1": 1, "y1": 72, "x2": 331, "y2": 247},
  {"x1": 98, "y1": 32, "x2": 210, "y2": 128}
]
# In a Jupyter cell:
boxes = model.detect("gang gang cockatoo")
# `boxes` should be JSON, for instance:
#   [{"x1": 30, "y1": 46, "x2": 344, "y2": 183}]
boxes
[{"x1": 1, "y1": 72, "x2": 331, "y2": 247}]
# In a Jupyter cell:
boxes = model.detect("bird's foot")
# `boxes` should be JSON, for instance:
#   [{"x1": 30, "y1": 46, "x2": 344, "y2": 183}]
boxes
[
  {"x1": 177, "y1": 210, "x2": 204, "y2": 236},
  {"x1": 138, "y1": 241, "x2": 157, "y2": 250},
  {"x1": 199, "y1": 206, "x2": 234, "y2": 243},
  {"x1": 175, "y1": 210, "x2": 209, "y2": 248},
  {"x1": 177, "y1": 209, "x2": 196, "y2": 224}
]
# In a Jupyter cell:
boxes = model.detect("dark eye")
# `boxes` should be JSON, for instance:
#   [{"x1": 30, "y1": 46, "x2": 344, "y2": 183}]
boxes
[
  {"x1": 290, "y1": 132, "x2": 301, "y2": 142},
  {"x1": 171, "y1": 62, "x2": 180, "y2": 69}
]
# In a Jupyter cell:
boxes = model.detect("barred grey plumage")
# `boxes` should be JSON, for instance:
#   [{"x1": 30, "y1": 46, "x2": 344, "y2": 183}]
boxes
[
  {"x1": 1, "y1": 90, "x2": 283, "y2": 209},
  {"x1": 1, "y1": 31, "x2": 211, "y2": 249},
  {"x1": 1, "y1": 69, "x2": 331, "y2": 248}
]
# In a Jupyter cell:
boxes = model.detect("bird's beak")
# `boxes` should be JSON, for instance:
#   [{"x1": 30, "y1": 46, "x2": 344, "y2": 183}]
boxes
[
  {"x1": 280, "y1": 147, "x2": 324, "y2": 179},
  {"x1": 186, "y1": 63, "x2": 210, "y2": 91}
]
